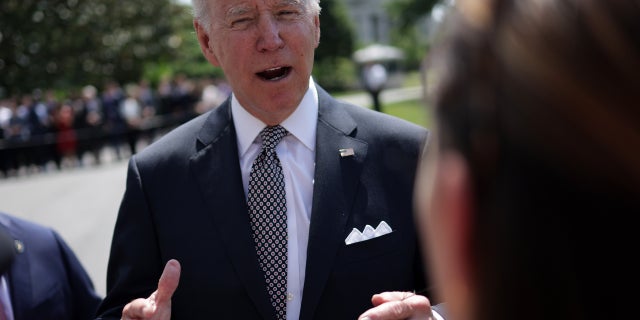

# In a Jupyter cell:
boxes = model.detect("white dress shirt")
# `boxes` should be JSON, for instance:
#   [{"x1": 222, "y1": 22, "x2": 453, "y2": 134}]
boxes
[
  {"x1": 232, "y1": 77, "x2": 318, "y2": 320},
  {"x1": 0, "y1": 276, "x2": 14, "y2": 320}
]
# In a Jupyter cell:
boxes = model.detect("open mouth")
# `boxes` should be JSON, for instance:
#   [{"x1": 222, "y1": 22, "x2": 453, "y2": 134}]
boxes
[{"x1": 256, "y1": 66, "x2": 291, "y2": 81}]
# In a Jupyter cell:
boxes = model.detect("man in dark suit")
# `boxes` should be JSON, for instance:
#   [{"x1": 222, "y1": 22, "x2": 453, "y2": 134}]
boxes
[
  {"x1": 96, "y1": 0, "x2": 439, "y2": 319},
  {"x1": 0, "y1": 212, "x2": 102, "y2": 320}
]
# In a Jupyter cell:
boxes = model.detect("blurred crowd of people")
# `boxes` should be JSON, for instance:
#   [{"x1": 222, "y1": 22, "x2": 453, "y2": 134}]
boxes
[{"x1": 0, "y1": 76, "x2": 230, "y2": 178}]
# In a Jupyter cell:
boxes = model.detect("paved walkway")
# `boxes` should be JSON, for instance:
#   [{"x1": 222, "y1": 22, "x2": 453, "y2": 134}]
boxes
[
  {"x1": 0, "y1": 158, "x2": 126, "y2": 296},
  {"x1": 0, "y1": 86, "x2": 423, "y2": 297},
  {"x1": 336, "y1": 85, "x2": 423, "y2": 107}
]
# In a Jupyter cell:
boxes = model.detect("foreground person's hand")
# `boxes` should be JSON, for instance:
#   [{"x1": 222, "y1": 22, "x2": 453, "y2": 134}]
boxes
[
  {"x1": 358, "y1": 291, "x2": 434, "y2": 320},
  {"x1": 121, "y1": 259, "x2": 181, "y2": 320}
]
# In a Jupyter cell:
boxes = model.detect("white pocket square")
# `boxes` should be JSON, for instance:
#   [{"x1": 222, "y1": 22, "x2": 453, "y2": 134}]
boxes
[{"x1": 345, "y1": 221, "x2": 393, "y2": 245}]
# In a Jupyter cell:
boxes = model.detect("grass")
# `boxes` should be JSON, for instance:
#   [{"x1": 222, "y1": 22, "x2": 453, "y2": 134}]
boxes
[
  {"x1": 332, "y1": 70, "x2": 432, "y2": 128},
  {"x1": 382, "y1": 98, "x2": 432, "y2": 129},
  {"x1": 401, "y1": 71, "x2": 423, "y2": 87}
]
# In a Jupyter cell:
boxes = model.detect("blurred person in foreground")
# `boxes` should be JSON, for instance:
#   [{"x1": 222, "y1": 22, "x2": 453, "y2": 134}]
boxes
[
  {"x1": 0, "y1": 211, "x2": 102, "y2": 319},
  {"x1": 95, "y1": 0, "x2": 443, "y2": 319},
  {"x1": 359, "y1": 0, "x2": 640, "y2": 319}
]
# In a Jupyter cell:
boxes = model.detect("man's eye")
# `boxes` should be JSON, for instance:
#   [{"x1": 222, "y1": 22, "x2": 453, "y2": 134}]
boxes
[
  {"x1": 278, "y1": 10, "x2": 298, "y2": 18},
  {"x1": 231, "y1": 18, "x2": 252, "y2": 28},
  {"x1": 234, "y1": 18, "x2": 251, "y2": 24}
]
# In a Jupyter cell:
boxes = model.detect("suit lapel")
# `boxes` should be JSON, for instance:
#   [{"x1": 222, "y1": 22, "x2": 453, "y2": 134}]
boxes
[
  {"x1": 189, "y1": 101, "x2": 275, "y2": 320},
  {"x1": 300, "y1": 88, "x2": 368, "y2": 320},
  {"x1": 3, "y1": 221, "x2": 32, "y2": 320}
]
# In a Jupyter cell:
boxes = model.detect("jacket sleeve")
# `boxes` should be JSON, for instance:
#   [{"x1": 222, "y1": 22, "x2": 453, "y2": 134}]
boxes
[{"x1": 53, "y1": 230, "x2": 103, "y2": 320}]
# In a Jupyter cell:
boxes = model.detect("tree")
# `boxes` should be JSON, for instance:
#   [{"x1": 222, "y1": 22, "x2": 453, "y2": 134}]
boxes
[
  {"x1": 315, "y1": 0, "x2": 354, "y2": 61},
  {"x1": 143, "y1": 3, "x2": 224, "y2": 85},
  {"x1": 388, "y1": 0, "x2": 440, "y2": 32},
  {"x1": 0, "y1": 0, "x2": 178, "y2": 96},
  {"x1": 386, "y1": 0, "x2": 441, "y2": 69},
  {"x1": 312, "y1": 0, "x2": 357, "y2": 91}
]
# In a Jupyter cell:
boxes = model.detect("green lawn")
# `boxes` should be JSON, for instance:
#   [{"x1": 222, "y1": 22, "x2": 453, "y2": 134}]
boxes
[
  {"x1": 332, "y1": 70, "x2": 432, "y2": 128},
  {"x1": 382, "y1": 98, "x2": 432, "y2": 129}
]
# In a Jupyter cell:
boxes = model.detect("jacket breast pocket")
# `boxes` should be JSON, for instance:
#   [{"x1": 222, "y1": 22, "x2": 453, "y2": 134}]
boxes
[{"x1": 335, "y1": 231, "x2": 400, "y2": 265}]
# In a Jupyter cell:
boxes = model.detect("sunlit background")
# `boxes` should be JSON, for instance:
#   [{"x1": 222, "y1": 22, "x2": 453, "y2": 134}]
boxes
[{"x1": 0, "y1": 0, "x2": 451, "y2": 296}]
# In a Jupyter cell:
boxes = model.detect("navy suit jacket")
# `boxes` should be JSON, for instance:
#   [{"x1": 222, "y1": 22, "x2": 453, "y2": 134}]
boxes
[
  {"x1": 96, "y1": 85, "x2": 431, "y2": 319},
  {"x1": 0, "y1": 212, "x2": 102, "y2": 320}
]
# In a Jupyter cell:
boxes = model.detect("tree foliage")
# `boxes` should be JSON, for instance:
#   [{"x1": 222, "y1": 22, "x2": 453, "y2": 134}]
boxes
[
  {"x1": 386, "y1": 0, "x2": 441, "y2": 69},
  {"x1": 387, "y1": 0, "x2": 440, "y2": 32},
  {"x1": 143, "y1": 3, "x2": 223, "y2": 85},
  {"x1": 312, "y1": 0, "x2": 357, "y2": 91},
  {"x1": 0, "y1": 0, "x2": 178, "y2": 96},
  {"x1": 0, "y1": 0, "x2": 359, "y2": 95},
  {"x1": 315, "y1": 0, "x2": 354, "y2": 61}
]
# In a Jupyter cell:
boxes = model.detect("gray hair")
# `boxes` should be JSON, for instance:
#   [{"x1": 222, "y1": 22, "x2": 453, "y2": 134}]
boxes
[{"x1": 192, "y1": 0, "x2": 321, "y2": 28}]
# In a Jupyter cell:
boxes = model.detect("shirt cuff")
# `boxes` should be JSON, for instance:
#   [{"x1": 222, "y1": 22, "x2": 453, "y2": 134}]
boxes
[{"x1": 432, "y1": 309, "x2": 445, "y2": 320}]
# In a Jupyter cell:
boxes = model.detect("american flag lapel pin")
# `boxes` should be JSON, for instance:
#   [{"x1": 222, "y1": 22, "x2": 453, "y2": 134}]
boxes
[{"x1": 339, "y1": 148, "x2": 355, "y2": 158}]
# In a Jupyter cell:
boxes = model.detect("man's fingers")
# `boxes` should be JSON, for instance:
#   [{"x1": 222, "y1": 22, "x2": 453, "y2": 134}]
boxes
[
  {"x1": 120, "y1": 260, "x2": 180, "y2": 320},
  {"x1": 363, "y1": 300, "x2": 412, "y2": 319},
  {"x1": 155, "y1": 259, "x2": 181, "y2": 305},
  {"x1": 122, "y1": 297, "x2": 155, "y2": 319},
  {"x1": 371, "y1": 291, "x2": 410, "y2": 306},
  {"x1": 360, "y1": 291, "x2": 433, "y2": 320}
]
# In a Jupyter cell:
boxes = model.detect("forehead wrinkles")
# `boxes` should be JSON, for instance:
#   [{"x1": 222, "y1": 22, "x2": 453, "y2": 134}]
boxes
[
  {"x1": 223, "y1": 0, "x2": 306, "y2": 17},
  {"x1": 276, "y1": 0, "x2": 306, "y2": 9}
]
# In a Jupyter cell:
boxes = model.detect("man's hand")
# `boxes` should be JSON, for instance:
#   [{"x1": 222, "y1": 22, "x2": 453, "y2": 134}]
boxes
[
  {"x1": 121, "y1": 259, "x2": 181, "y2": 320},
  {"x1": 358, "y1": 291, "x2": 434, "y2": 320}
]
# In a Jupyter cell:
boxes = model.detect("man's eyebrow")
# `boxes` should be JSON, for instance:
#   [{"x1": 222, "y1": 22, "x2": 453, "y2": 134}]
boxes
[
  {"x1": 273, "y1": 0, "x2": 305, "y2": 9},
  {"x1": 226, "y1": 6, "x2": 253, "y2": 18},
  {"x1": 225, "y1": 0, "x2": 304, "y2": 18}
]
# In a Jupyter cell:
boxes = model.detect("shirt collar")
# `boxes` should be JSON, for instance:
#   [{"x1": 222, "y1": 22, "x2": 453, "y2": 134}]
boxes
[{"x1": 232, "y1": 77, "x2": 318, "y2": 157}]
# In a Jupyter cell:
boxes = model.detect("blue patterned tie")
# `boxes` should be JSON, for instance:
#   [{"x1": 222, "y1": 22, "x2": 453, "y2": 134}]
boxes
[{"x1": 248, "y1": 125, "x2": 288, "y2": 320}]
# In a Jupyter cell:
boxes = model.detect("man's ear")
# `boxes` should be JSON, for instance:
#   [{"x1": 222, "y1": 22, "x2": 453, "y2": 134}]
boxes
[
  {"x1": 313, "y1": 15, "x2": 321, "y2": 48},
  {"x1": 194, "y1": 20, "x2": 221, "y2": 67}
]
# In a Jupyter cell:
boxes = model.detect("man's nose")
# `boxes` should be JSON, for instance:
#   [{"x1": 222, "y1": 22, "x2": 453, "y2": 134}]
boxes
[{"x1": 256, "y1": 16, "x2": 285, "y2": 52}]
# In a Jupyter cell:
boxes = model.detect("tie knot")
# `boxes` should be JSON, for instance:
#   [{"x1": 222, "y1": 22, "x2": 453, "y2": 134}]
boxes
[{"x1": 260, "y1": 125, "x2": 287, "y2": 151}]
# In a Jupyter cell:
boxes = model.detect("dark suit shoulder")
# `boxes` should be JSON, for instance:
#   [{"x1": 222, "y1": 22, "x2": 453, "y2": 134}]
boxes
[
  {"x1": 0, "y1": 212, "x2": 102, "y2": 320},
  {"x1": 134, "y1": 112, "x2": 210, "y2": 162},
  {"x1": 316, "y1": 85, "x2": 428, "y2": 151},
  {"x1": 0, "y1": 212, "x2": 86, "y2": 269},
  {"x1": 0, "y1": 212, "x2": 56, "y2": 242},
  {"x1": 339, "y1": 101, "x2": 429, "y2": 156}
]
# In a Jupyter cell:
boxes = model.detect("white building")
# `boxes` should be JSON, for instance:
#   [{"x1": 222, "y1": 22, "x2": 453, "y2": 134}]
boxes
[
  {"x1": 342, "y1": 0, "x2": 445, "y2": 46},
  {"x1": 343, "y1": 0, "x2": 393, "y2": 45}
]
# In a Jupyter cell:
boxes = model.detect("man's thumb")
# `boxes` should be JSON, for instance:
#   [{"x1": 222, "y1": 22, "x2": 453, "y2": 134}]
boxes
[{"x1": 155, "y1": 259, "x2": 181, "y2": 305}]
